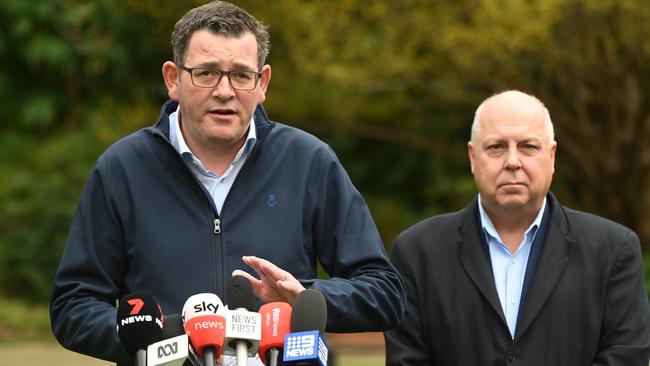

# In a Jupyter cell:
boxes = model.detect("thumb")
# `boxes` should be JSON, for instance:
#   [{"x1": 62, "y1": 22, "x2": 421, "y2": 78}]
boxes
[{"x1": 232, "y1": 269, "x2": 257, "y2": 283}]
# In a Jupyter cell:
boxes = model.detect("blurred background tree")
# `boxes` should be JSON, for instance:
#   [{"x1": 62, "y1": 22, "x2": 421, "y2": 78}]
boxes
[{"x1": 0, "y1": 0, "x2": 648, "y2": 302}]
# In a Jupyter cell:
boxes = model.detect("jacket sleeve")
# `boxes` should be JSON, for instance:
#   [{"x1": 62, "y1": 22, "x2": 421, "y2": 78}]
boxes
[
  {"x1": 383, "y1": 236, "x2": 430, "y2": 365},
  {"x1": 592, "y1": 230, "x2": 650, "y2": 365},
  {"x1": 50, "y1": 163, "x2": 132, "y2": 364},
  {"x1": 303, "y1": 146, "x2": 406, "y2": 332}
]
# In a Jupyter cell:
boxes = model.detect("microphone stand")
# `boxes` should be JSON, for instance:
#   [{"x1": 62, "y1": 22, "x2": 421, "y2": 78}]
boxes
[{"x1": 265, "y1": 348, "x2": 282, "y2": 366}]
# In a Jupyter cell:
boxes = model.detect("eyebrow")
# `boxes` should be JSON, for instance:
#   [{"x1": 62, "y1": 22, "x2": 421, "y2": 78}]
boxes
[
  {"x1": 518, "y1": 137, "x2": 542, "y2": 144},
  {"x1": 193, "y1": 61, "x2": 257, "y2": 71},
  {"x1": 481, "y1": 137, "x2": 542, "y2": 146}
]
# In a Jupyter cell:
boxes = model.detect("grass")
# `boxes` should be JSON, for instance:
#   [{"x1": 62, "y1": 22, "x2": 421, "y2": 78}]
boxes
[
  {"x1": 0, "y1": 339, "x2": 111, "y2": 366},
  {"x1": 0, "y1": 338, "x2": 384, "y2": 366},
  {"x1": 0, "y1": 298, "x2": 51, "y2": 341}
]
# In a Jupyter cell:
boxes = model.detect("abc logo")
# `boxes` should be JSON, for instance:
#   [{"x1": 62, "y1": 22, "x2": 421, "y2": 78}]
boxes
[{"x1": 157, "y1": 342, "x2": 178, "y2": 357}]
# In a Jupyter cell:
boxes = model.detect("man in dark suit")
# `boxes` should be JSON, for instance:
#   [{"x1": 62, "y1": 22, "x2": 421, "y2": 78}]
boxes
[{"x1": 384, "y1": 90, "x2": 650, "y2": 365}]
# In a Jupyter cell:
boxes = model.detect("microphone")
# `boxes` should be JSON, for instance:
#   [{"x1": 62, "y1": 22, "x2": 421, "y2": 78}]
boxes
[
  {"x1": 223, "y1": 275, "x2": 262, "y2": 366},
  {"x1": 283, "y1": 289, "x2": 329, "y2": 366},
  {"x1": 146, "y1": 314, "x2": 199, "y2": 366},
  {"x1": 116, "y1": 293, "x2": 164, "y2": 366},
  {"x1": 182, "y1": 293, "x2": 227, "y2": 366},
  {"x1": 258, "y1": 302, "x2": 292, "y2": 366}
]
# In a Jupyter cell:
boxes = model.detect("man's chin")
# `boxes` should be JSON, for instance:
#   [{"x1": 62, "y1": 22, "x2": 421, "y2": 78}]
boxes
[{"x1": 496, "y1": 195, "x2": 529, "y2": 210}]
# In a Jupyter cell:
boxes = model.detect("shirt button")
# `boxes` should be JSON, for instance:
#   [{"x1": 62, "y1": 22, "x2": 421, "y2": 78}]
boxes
[
  {"x1": 512, "y1": 259, "x2": 517, "y2": 265},
  {"x1": 511, "y1": 298, "x2": 516, "y2": 304}
]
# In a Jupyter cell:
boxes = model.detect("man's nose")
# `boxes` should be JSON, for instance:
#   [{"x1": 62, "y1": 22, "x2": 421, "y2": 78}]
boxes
[
  {"x1": 504, "y1": 146, "x2": 522, "y2": 169},
  {"x1": 212, "y1": 73, "x2": 235, "y2": 99}
]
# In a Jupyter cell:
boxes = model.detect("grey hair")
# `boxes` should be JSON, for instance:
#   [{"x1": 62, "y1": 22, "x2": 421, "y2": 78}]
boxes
[
  {"x1": 470, "y1": 90, "x2": 555, "y2": 144},
  {"x1": 171, "y1": 1, "x2": 270, "y2": 69}
]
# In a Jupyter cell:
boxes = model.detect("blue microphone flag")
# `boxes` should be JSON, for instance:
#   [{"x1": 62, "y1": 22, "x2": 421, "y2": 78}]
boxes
[{"x1": 283, "y1": 330, "x2": 328, "y2": 365}]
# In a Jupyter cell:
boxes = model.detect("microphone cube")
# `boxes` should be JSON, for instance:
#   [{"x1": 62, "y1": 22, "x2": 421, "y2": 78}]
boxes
[
  {"x1": 283, "y1": 330, "x2": 328, "y2": 365},
  {"x1": 222, "y1": 308, "x2": 262, "y2": 356},
  {"x1": 146, "y1": 334, "x2": 189, "y2": 366}
]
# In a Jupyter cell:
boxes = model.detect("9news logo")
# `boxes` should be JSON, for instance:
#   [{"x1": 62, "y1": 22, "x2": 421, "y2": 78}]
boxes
[
  {"x1": 284, "y1": 330, "x2": 328, "y2": 365},
  {"x1": 285, "y1": 333, "x2": 316, "y2": 357}
]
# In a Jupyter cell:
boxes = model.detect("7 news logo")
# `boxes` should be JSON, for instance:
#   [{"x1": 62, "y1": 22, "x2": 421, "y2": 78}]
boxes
[{"x1": 119, "y1": 297, "x2": 163, "y2": 328}]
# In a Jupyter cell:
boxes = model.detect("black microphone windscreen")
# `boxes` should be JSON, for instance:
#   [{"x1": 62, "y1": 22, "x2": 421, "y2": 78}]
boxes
[
  {"x1": 161, "y1": 313, "x2": 185, "y2": 339},
  {"x1": 290, "y1": 289, "x2": 327, "y2": 332},
  {"x1": 116, "y1": 293, "x2": 163, "y2": 355},
  {"x1": 227, "y1": 275, "x2": 255, "y2": 310}
]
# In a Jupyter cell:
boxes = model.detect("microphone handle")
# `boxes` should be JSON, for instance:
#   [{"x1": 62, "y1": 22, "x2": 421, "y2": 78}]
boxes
[
  {"x1": 203, "y1": 346, "x2": 217, "y2": 366},
  {"x1": 265, "y1": 347, "x2": 282, "y2": 366},
  {"x1": 236, "y1": 340, "x2": 248, "y2": 366},
  {"x1": 135, "y1": 349, "x2": 146, "y2": 366}
]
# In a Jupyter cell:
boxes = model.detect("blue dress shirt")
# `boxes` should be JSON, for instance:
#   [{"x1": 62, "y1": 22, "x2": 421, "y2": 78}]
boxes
[
  {"x1": 168, "y1": 105, "x2": 257, "y2": 214},
  {"x1": 478, "y1": 195, "x2": 546, "y2": 338}
]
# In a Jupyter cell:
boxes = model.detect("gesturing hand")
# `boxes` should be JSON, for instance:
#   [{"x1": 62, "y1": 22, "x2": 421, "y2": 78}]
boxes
[{"x1": 232, "y1": 256, "x2": 306, "y2": 305}]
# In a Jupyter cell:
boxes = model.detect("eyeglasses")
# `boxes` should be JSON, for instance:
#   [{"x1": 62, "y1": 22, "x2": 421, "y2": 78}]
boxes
[{"x1": 178, "y1": 65, "x2": 261, "y2": 91}]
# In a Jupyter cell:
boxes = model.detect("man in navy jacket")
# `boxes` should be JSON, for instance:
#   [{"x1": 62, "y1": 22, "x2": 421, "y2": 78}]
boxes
[
  {"x1": 384, "y1": 90, "x2": 650, "y2": 365},
  {"x1": 50, "y1": 2, "x2": 405, "y2": 364}
]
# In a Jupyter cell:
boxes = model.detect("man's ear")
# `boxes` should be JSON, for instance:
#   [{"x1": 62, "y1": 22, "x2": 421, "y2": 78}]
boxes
[
  {"x1": 162, "y1": 61, "x2": 180, "y2": 101},
  {"x1": 255, "y1": 64, "x2": 272, "y2": 104},
  {"x1": 468, "y1": 141, "x2": 476, "y2": 174}
]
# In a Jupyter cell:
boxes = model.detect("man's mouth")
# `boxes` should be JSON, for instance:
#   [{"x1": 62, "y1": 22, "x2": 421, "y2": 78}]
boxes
[
  {"x1": 499, "y1": 182, "x2": 525, "y2": 188},
  {"x1": 209, "y1": 108, "x2": 237, "y2": 116}
]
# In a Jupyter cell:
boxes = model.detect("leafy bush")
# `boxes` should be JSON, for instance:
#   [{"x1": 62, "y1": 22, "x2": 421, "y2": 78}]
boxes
[{"x1": 0, "y1": 298, "x2": 51, "y2": 340}]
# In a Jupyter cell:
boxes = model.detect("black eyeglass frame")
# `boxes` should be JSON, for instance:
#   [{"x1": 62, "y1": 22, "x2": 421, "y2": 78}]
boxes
[{"x1": 177, "y1": 64, "x2": 262, "y2": 91}]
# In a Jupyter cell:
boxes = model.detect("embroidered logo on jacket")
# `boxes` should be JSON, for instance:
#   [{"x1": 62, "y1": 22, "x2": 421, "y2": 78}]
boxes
[{"x1": 266, "y1": 194, "x2": 278, "y2": 207}]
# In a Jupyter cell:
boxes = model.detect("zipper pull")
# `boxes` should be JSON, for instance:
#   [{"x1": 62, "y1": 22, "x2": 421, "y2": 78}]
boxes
[{"x1": 213, "y1": 218, "x2": 221, "y2": 234}]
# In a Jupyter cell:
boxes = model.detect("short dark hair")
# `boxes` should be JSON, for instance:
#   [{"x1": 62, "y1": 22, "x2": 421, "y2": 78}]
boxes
[{"x1": 171, "y1": 1, "x2": 270, "y2": 69}]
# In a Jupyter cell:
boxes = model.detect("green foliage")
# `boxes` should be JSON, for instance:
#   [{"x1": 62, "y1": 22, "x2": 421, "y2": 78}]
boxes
[{"x1": 0, "y1": 298, "x2": 50, "y2": 340}]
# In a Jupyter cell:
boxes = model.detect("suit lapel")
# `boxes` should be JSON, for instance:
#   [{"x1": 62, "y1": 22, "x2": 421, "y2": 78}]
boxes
[
  {"x1": 514, "y1": 194, "x2": 575, "y2": 340},
  {"x1": 457, "y1": 199, "x2": 508, "y2": 327}
]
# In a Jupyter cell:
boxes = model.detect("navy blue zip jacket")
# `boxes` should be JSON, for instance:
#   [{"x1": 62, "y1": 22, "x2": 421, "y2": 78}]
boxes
[{"x1": 50, "y1": 100, "x2": 406, "y2": 363}]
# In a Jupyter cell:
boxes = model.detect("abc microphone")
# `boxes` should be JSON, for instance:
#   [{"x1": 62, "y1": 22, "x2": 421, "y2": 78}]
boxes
[
  {"x1": 223, "y1": 275, "x2": 262, "y2": 366},
  {"x1": 146, "y1": 314, "x2": 198, "y2": 366},
  {"x1": 258, "y1": 302, "x2": 292, "y2": 366},
  {"x1": 283, "y1": 289, "x2": 329, "y2": 366},
  {"x1": 182, "y1": 293, "x2": 227, "y2": 366},
  {"x1": 116, "y1": 293, "x2": 164, "y2": 366}
]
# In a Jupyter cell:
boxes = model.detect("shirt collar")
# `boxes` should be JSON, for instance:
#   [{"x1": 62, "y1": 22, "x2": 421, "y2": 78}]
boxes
[
  {"x1": 477, "y1": 194, "x2": 547, "y2": 243},
  {"x1": 232, "y1": 117, "x2": 257, "y2": 165}
]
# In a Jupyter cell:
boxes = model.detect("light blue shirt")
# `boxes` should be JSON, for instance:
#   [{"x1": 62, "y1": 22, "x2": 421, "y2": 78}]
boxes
[
  {"x1": 171, "y1": 108, "x2": 272, "y2": 366},
  {"x1": 168, "y1": 106, "x2": 256, "y2": 214},
  {"x1": 478, "y1": 195, "x2": 546, "y2": 338}
]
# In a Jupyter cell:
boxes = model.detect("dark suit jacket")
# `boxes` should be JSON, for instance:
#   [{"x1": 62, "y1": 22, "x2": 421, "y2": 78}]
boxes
[{"x1": 385, "y1": 193, "x2": 650, "y2": 366}]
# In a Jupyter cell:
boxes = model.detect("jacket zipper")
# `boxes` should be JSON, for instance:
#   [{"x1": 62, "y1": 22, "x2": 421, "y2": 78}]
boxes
[
  {"x1": 214, "y1": 218, "x2": 221, "y2": 234},
  {"x1": 213, "y1": 217, "x2": 223, "y2": 297},
  {"x1": 150, "y1": 121, "x2": 225, "y2": 295}
]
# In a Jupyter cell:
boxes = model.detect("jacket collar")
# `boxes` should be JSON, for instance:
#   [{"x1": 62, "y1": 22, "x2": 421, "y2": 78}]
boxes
[
  {"x1": 457, "y1": 193, "x2": 575, "y2": 339},
  {"x1": 514, "y1": 193, "x2": 575, "y2": 340},
  {"x1": 457, "y1": 196, "x2": 506, "y2": 326}
]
